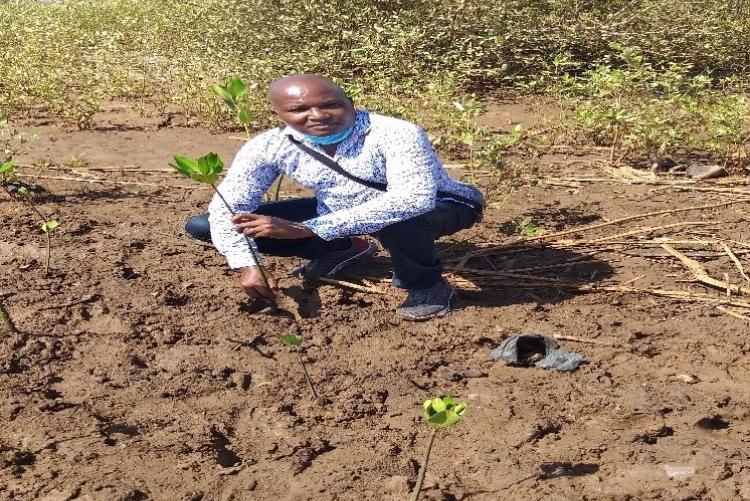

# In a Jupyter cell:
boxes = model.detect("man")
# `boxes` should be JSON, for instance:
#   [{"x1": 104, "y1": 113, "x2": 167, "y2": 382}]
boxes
[{"x1": 185, "y1": 74, "x2": 484, "y2": 320}]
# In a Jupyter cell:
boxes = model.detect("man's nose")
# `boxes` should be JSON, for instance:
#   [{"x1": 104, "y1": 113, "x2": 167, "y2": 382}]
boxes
[{"x1": 308, "y1": 107, "x2": 325, "y2": 118}]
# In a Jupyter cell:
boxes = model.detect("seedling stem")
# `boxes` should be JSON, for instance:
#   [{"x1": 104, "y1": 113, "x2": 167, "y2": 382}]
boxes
[{"x1": 410, "y1": 428, "x2": 437, "y2": 501}]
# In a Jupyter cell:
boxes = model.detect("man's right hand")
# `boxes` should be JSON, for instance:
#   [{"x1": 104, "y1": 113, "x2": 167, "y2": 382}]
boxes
[{"x1": 238, "y1": 266, "x2": 279, "y2": 299}]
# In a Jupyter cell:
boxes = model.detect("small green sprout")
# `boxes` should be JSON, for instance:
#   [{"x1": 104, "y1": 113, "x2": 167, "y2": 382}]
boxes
[
  {"x1": 0, "y1": 160, "x2": 16, "y2": 175},
  {"x1": 171, "y1": 152, "x2": 277, "y2": 313},
  {"x1": 411, "y1": 396, "x2": 468, "y2": 501},
  {"x1": 2, "y1": 160, "x2": 58, "y2": 276},
  {"x1": 211, "y1": 76, "x2": 253, "y2": 129},
  {"x1": 210, "y1": 76, "x2": 283, "y2": 201},
  {"x1": 518, "y1": 216, "x2": 543, "y2": 237},
  {"x1": 41, "y1": 220, "x2": 59, "y2": 233},
  {"x1": 279, "y1": 334, "x2": 325, "y2": 404},
  {"x1": 422, "y1": 396, "x2": 468, "y2": 428},
  {"x1": 279, "y1": 334, "x2": 303, "y2": 348}
]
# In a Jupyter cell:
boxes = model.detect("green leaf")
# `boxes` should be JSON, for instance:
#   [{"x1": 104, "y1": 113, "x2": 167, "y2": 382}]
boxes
[
  {"x1": 41, "y1": 219, "x2": 59, "y2": 233},
  {"x1": 172, "y1": 153, "x2": 223, "y2": 184},
  {"x1": 280, "y1": 334, "x2": 303, "y2": 347},
  {"x1": 431, "y1": 397, "x2": 446, "y2": 413},
  {"x1": 172, "y1": 155, "x2": 199, "y2": 177},
  {"x1": 0, "y1": 161, "x2": 16, "y2": 175},
  {"x1": 17, "y1": 186, "x2": 29, "y2": 197},
  {"x1": 238, "y1": 106, "x2": 252, "y2": 125},
  {"x1": 226, "y1": 77, "x2": 247, "y2": 98},
  {"x1": 422, "y1": 396, "x2": 467, "y2": 429},
  {"x1": 211, "y1": 84, "x2": 233, "y2": 101}
]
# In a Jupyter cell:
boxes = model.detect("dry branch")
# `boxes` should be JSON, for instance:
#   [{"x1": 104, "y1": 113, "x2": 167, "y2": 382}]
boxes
[
  {"x1": 16, "y1": 173, "x2": 202, "y2": 190},
  {"x1": 721, "y1": 242, "x2": 750, "y2": 283},
  {"x1": 661, "y1": 244, "x2": 750, "y2": 296}
]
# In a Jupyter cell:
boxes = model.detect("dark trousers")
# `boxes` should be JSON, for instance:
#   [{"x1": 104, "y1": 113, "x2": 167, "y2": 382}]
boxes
[{"x1": 185, "y1": 197, "x2": 479, "y2": 290}]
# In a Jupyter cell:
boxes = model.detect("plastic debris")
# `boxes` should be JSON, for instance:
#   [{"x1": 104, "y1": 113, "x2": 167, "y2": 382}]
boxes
[
  {"x1": 491, "y1": 333, "x2": 586, "y2": 372},
  {"x1": 686, "y1": 164, "x2": 726, "y2": 180},
  {"x1": 663, "y1": 464, "x2": 696, "y2": 479}
]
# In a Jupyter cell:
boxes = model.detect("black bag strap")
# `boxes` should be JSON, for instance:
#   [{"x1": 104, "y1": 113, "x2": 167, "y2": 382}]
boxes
[
  {"x1": 287, "y1": 135, "x2": 387, "y2": 191},
  {"x1": 286, "y1": 134, "x2": 484, "y2": 214}
]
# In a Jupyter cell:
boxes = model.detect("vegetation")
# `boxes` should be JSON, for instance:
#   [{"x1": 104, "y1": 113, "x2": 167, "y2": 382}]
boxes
[
  {"x1": 1, "y1": 0, "x2": 748, "y2": 168},
  {"x1": 411, "y1": 396, "x2": 468, "y2": 501},
  {"x1": 279, "y1": 334, "x2": 325, "y2": 403},
  {"x1": 1, "y1": 161, "x2": 59, "y2": 276},
  {"x1": 171, "y1": 152, "x2": 280, "y2": 312}
]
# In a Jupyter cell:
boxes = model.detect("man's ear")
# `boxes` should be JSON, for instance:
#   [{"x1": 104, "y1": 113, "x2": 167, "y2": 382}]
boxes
[{"x1": 348, "y1": 97, "x2": 355, "y2": 108}]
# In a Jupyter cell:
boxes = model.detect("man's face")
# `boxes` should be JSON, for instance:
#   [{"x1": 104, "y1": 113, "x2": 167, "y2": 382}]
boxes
[{"x1": 271, "y1": 82, "x2": 355, "y2": 136}]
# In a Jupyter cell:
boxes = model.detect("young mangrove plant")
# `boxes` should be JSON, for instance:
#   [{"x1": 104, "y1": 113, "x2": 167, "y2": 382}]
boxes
[
  {"x1": 411, "y1": 396, "x2": 468, "y2": 501},
  {"x1": 1, "y1": 160, "x2": 59, "y2": 276},
  {"x1": 211, "y1": 77, "x2": 253, "y2": 138},
  {"x1": 211, "y1": 76, "x2": 283, "y2": 201},
  {"x1": 279, "y1": 334, "x2": 325, "y2": 404},
  {"x1": 171, "y1": 152, "x2": 278, "y2": 313}
]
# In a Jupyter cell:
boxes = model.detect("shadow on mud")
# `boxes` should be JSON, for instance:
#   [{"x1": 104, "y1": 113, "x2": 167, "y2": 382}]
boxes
[{"x1": 353, "y1": 241, "x2": 614, "y2": 310}]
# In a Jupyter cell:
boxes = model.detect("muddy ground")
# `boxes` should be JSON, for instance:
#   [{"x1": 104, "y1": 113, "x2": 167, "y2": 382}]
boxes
[{"x1": 2, "y1": 104, "x2": 750, "y2": 500}]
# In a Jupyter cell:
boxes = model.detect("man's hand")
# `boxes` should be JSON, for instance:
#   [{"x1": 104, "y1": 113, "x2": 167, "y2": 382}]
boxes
[
  {"x1": 232, "y1": 213, "x2": 315, "y2": 239},
  {"x1": 239, "y1": 266, "x2": 279, "y2": 299}
]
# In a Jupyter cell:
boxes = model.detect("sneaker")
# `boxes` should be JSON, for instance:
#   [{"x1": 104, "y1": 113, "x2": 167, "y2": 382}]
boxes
[
  {"x1": 396, "y1": 280, "x2": 456, "y2": 321},
  {"x1": 295, "y1": 237, "x2": 377, "y2": 279}
]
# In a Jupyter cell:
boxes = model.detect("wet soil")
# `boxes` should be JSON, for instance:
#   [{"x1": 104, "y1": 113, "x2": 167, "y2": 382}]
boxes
[{"x1": 2, "y1": 105, "x2": 750, "y2": 500}]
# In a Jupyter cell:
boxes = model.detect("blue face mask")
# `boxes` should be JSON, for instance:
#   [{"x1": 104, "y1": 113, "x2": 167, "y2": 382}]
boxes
[{"x1": 299, "y1": 124, "x2": 355, "y2": 145}]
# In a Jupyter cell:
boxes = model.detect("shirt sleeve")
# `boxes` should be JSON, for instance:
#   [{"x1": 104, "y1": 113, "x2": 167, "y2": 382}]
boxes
[
  {"x1": 303, "y1": 124, "x2": 438, "y2": 240},
  {"x1": 207, "y1": 136, "x2": 280, "y2": 268}
]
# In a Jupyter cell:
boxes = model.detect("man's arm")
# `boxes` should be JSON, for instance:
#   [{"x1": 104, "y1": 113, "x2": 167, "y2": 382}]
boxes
[
  {"x1": 207, "y1": 136, "x2": 279, "y2": 268},
  {"x1": 302, "y1": 124, "x2": 439, "y2": 240}
]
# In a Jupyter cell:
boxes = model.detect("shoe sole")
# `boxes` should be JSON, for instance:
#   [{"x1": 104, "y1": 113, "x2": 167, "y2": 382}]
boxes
[
  {"x1": 323, "y1": 241, "x2": 378, "y2": 277},
  {"x1": 398, "y1": 288, "x2": 456, "y2": 321}
]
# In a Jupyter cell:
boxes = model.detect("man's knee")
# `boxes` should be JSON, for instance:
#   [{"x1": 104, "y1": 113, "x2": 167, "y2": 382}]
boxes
[
  {"x1": 185, "y1": 213, "x2": 211, "y2": 242},
  {"x1": 375, "y1": 214, "x2": 432, "y2": 248}
]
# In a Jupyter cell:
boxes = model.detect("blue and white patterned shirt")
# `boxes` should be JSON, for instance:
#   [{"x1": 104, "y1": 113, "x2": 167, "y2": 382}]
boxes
[{"x1": 208, "y1": 110, "x2": 484, "y2": 269}]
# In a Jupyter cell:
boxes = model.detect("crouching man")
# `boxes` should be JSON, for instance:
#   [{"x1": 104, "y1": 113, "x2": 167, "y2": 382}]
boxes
[{"x1": 186, "y1": 74, "x2": 484, "y2": 320}]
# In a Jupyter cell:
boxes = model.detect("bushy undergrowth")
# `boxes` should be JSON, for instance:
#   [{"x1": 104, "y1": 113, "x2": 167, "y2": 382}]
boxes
[
  {"x1": 0, "y1": 0, "x2": 748, "y2": 163},
  {"x1": 556, "y1": 47, "x2": 750, "y2": 169}
]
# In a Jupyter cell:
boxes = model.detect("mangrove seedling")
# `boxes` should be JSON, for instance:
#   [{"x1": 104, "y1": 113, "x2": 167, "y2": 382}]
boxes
[
  {"x1": 410, "y1": 396, "x2": 468, "y2": 501},
  {"x1": 211, "y1": 76, "x2": 253, "y2": 138},
  {"x1": 211, "y1": 76, "x2": 283, "y2": 201},
  {"x1": 280, "y1": 334, "x2": 325, "y2": 404},
  {"x1": 171, "y1": 152, "x2": 277, "y2": 313},
  {"x1": 1, "y1": 161, "x2": 59, "y2": 276}
]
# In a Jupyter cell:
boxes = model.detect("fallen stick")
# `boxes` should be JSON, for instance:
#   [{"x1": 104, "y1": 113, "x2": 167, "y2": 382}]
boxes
[
  {"x1": 586, "y1": 221, "x2": 713, "y2": 243},
  {"x1": 16, "y1": 173, "x2": 203, "y2": 190},
  {"x1": 592, "y1": 284, "x2": 750, "y2": 308},
  {"x1": 317, "y1": 277, "x2": 397, "y2": 296},
  {"x1": 529, "y1": 199, "x2": 750, "y2": 243},
  {"x1": 716, "y1": 306, "x2": 750, "y2": 321},
  {"x1": 552, "y1": 334, "x2": 614, "y2": 346},
  {"x1": 660, "y1": 244, "x2": 750, "y2": 296},
  {"x1": 721, "y1": 242, "x2": 750, "y2": 284}
]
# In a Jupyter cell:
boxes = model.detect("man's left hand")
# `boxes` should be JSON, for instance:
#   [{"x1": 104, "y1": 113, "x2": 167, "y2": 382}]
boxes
[{"x1": 232, "y1": 213, "x2": 315, "y2": 239}]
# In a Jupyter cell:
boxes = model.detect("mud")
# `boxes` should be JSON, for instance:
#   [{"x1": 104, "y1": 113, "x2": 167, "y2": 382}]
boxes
[{"x1": 2, "y1": 105, "x2": 750, "y2": 500}]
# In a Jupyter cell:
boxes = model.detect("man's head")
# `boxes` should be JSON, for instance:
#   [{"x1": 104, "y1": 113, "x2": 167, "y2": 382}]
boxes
[{"x1": 269, "y1": 74, "x2": 355, "y2": 137}]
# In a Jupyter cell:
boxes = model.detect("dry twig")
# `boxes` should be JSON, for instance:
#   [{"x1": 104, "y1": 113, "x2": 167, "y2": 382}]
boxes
[{"x1": 661, "y1": 244, "x2": 750, "y2": 296}]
